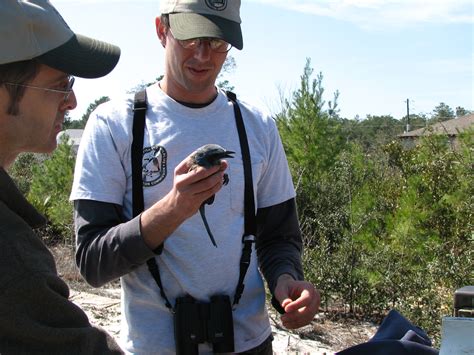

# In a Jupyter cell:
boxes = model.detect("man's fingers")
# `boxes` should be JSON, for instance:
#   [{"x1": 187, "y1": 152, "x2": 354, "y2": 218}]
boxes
[
  {"x1": 175, "y1": 155, "x2": 194, "y2": 174},
  {"x1": 281, "y1": 298, "x2": 292, "y2": 309},
  {"x1": 284, "y1": 289, "x2": 307, "y2": 310},
  {"x1": 193, "y1": 172, "x2": 226, "y2": 199},
  {"x1": 274, "y1": 279, "x2": 320, "y2": 330},
  {"x1": 281, "y1": 300, "x2": 319, "y2": 329}
]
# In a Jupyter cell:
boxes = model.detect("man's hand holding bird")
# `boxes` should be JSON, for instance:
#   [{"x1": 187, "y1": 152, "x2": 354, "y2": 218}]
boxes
[{"x1": 188, "y1": 144, "x2": 235, "y2": 247}]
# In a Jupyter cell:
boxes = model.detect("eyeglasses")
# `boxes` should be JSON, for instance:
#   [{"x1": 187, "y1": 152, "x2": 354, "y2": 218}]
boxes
[
  {"x1": 170, "y1": 30, "x2": 232, "y2": 53},
  {"x1": 4, "y1": 76, "x2": 75, "y2": 102}
]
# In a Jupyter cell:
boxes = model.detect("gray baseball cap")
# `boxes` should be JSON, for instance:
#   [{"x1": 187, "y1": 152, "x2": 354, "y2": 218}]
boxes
[
  {"x1": 0, "y1": 0, "x2": 121, "y2": 78},
  {"x1": 160, "y1": 0, "x2": 243, "y2": 50}
]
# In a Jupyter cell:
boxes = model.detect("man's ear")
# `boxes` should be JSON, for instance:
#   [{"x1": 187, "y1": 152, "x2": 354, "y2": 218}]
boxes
[{"x1": 155, "y1": 17, "x2": 167, "y2": 48}]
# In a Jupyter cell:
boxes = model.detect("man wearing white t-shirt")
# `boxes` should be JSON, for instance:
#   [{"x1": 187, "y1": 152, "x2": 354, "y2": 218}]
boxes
[{"x1": 71, "y1": 0, "x2": 320, "y2": 353}]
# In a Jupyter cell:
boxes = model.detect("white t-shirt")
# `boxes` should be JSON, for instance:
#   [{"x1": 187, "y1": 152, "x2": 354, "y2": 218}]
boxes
[{"x1": 71, "y1": 85, "x2": 295, "y2": 354}]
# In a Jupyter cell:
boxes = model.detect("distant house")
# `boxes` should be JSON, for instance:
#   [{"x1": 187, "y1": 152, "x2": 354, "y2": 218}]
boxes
[
  {"x1": 398, "y1": 114, "x2": 474, "y2": 149},
  {"x1": 57, "y1": 129, "x2": 84, "y2": 154}
]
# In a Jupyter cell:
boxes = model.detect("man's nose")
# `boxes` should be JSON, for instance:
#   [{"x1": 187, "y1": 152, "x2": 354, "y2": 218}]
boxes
[
  {"x1": 62, "y1": 89, "x2": 77, "y2": 111},
  {"x1": 193, "y1": 41, "x2": 212, "y2": 61}
]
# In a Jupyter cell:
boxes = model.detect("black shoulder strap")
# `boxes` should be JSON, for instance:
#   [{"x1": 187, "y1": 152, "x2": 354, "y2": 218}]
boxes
[
  {"x1": 132, "y1": 90, "x2": 173, "y2": 310},
  {"x1": 131, "y1": 90, "x2": 256, "y2": 309},
  {"x1": 226, "y1": 91, "x2": 256, "y2": 237},
  {"x1": 226, "y1": 91, "x2": 257, "y2": 306},
  {"x1": 131, "y1": 90, "x2": 147, "y2": 218}
]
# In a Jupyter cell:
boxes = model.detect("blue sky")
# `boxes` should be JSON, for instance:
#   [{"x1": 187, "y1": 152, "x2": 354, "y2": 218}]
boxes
[{"x1": 54, "y1": 0, "x2": 473, "y2": 122}]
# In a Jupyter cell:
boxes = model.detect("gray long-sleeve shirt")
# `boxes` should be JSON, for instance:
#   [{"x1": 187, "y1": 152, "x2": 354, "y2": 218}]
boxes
[{"x1": 74, "y1": 197, "x2": 304, "y2": 299}]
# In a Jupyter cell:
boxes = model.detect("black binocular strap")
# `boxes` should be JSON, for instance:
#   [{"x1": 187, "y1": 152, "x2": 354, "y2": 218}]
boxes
[
  {"x1": 132, "y1": 89, "x2": 173, "y2": 309},
  {"x1": 131, "y1": 90, "x2": 147, "y2": 218},
  {"x1": 131, "y1": 90, "x2": 256, "y2": 310},
  {"x1": 225, "y1": 91, "x2": 257, "y2": 306}
]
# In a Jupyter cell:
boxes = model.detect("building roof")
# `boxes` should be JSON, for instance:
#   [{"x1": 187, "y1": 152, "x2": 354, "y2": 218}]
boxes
[
  {"x1": 399, "y1": 113, "x2": 474, "y2": 138},
  {"x1": 57, "y1": 129, "x2": 84, "y2": 147}
]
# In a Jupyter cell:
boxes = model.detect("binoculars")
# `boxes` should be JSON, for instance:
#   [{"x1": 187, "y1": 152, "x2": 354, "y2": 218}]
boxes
[{"x1": 174, "y1": 294, "x2": 234, "y2": 354}]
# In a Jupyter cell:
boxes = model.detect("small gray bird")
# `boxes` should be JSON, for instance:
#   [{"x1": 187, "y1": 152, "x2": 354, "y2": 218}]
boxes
[{"x1": 189, "y1": 144, "x2": 235, "y2": 247}]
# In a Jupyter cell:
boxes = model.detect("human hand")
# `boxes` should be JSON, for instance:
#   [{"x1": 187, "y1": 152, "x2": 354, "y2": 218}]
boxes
[
  {"x1": 168, "y1": 150, "x2": 229, "y2": 220},
  {"x1": 273, "y1": 274, "x2": 320, "y2": 329},
  {"x1": 187, "y1": 144, "x2": 234, "y2": 247},
  {"x1": 140, "y1": 151, "x2": 229, "y2": 249}
]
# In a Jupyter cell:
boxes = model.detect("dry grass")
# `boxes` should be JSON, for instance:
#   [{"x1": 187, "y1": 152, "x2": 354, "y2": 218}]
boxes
[
  {"x1": 50, "y1": 243, "x2": 81, "y2": 281},
  {"x1": 50, "y1": 243, "x2": 120, "y2": 294}
]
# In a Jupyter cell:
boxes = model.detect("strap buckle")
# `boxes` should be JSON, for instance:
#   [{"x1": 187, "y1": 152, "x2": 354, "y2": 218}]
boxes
[{"x1": 242, "y1": 234, "x2": 256, "y2": 243}]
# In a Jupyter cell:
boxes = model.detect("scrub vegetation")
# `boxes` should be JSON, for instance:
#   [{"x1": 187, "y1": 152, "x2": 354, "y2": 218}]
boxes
[{"x1": 10, "y1": 58, "x2": 473, "y2": 345}]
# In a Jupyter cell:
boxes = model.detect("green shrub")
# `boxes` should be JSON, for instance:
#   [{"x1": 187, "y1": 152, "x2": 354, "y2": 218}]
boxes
[
  {"x1": 9, "y1": 152, "x2": 42, "y2": 195},
  {"x1": 27, "y1": 136, "x2": 76, "y2": 244},
  {"x1": 299, "y1": 130, "x2": 473, "y2": 344}
]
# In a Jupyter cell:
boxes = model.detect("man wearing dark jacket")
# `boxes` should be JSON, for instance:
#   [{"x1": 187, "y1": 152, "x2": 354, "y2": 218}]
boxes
[{"x1": 0, "y1": 1, "x2": 122, "y2": 353}]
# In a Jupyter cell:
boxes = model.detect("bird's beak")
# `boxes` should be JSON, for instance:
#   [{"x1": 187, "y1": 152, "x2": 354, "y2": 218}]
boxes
[{"x1": 223, "y1": 150, "x2": 235, "y2": 159}]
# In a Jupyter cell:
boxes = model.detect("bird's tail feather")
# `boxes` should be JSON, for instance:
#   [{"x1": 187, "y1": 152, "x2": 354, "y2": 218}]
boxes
[{"x1": 199, "y1": 206, "x2": 217, "y2": 247}]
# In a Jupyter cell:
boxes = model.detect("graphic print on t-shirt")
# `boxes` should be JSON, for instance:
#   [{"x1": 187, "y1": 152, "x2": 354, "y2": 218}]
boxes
[{"x1": 142, "y1": 145, "x2": 167, "y2": 186}]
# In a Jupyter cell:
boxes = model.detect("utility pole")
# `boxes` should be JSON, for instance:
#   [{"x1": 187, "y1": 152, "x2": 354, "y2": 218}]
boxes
[{"x1": 405, "y1": 98, "x2": 410, "y2": 132}]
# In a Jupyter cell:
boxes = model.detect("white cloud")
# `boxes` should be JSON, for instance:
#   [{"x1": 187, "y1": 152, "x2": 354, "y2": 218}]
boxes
[{"x1": 249, "y1": 0, "x2": 473, "y2": 28}]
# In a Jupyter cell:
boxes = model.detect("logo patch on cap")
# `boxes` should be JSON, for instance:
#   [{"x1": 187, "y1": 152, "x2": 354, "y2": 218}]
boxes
[{"x1": 205, "y1": 0, "x2": 227, "y2": 11}]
